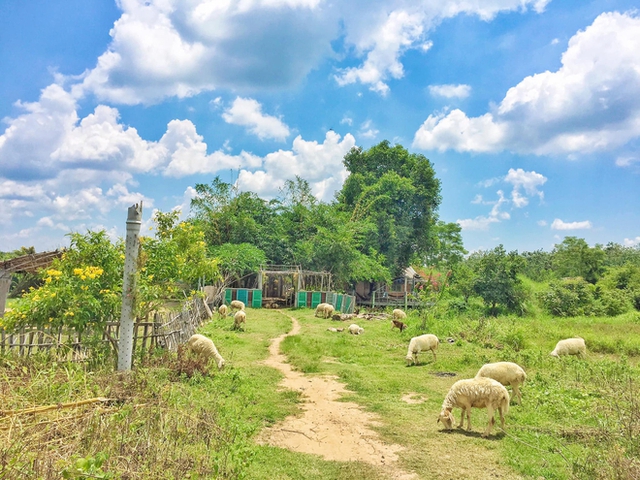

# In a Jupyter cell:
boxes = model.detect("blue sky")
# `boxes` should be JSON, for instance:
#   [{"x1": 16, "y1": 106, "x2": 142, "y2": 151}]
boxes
[{"x1": 1, "y1": 0, "x2": 639, "y2": 254}]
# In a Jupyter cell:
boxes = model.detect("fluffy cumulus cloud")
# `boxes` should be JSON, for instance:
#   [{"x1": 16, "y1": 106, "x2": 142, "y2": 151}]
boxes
[
  {"x1": 414, "y1": 12, "x2": 640, "y2": 156},
  {"x1": 71, "y1": 0, "x2": 549, "y2": 104},
  {"x1": 76, "y1": 0, "x2": 337, "y2": 104},
  {"x1": 551, "y1": 219, "x2": 593, "y2": 230},
  {"x1": 222, "y1": 97, "x2": 290, "y2": 141},
  {"x1": 428, "y1": 84, "x2": 471, "y2": 99},
  {"x1": 457, "y1": 169, "x2": 547, "y2": 230},
  {"x1": 236, "y1": 130, "x2": 356, "y2": 201}
]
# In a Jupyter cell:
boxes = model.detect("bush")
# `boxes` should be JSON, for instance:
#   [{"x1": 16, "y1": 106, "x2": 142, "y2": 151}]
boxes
[{"x1": 538, "y1": 277, "x2": 599, "y2": 317}]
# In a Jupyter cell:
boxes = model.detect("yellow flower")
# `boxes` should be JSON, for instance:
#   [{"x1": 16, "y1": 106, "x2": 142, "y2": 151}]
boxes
[
  {"x1": 81, "y1": 285, "x2": 88, "y2": 291},
  {"x1": 65, "y1": 311, "x2": 75, "y2": 317},
  {"x1": 73, "y1": 268, "x2": 83, "y2": 276}
]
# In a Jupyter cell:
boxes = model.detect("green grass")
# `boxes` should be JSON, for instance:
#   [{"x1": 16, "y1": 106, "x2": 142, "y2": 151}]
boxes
[{"x1": 1, "y1": 307, "x2": 639, "y2": 479}]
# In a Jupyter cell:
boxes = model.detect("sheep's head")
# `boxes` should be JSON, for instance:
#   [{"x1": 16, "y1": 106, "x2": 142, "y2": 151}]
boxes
[
  {"x1": 216, "y1": 358, "x2": 226, "y2": 370},
  {"x1": 405, "y1": 355, "x2": 414, "y2": 366},
  {"x1": 437, "y1": 409, "x2": 454, "y2": 430},
  {"x1": 550, "y1": 350, "x2": 559, "y2": 357}
]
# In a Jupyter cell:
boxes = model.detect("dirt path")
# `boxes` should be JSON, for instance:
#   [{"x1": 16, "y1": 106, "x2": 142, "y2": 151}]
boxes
[
  {"x1": 256, "y1": 312, "x2": 522, "y2": 479},
  {"x1": 256, "y1": 313, "x2": 417, "y2": 479}
]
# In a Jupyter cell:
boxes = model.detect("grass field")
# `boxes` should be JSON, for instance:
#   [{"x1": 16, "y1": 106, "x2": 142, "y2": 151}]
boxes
[{"x1": 1, "y1": 307, "x2": 639, "y2": 479}]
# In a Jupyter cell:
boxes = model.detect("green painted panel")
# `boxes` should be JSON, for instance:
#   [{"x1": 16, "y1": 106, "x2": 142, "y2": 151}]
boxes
[
  {"x1": 343, "y1": 295, "x2": 353, "y2": 313},
  {"x1": 236, "y1": 289, "x2": 249, "y2": 304},
  {"x1": 297, "y1": 291, "x2": 308, "y2": 308},
  {"x1": 224, "y1": 289, "x2": 232, "y2": 304},
  {"x1": 251, "y1": 289, "x2": 262, "y2": 308},
  {"x1": 311, "y1": 292, "x2": 322, "y2": 308},
  {"x1": 336, "y1": 294, "x2": 343, "y2": 312}
]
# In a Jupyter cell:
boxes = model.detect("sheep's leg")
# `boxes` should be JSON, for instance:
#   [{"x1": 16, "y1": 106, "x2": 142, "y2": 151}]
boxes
[
  {"x1": 483, "y1": 405, "x2": 495, "y2": 437},
  {"x1": 457, "y1": 408, "x2": 465, "y2": 429},
  {"x1": 498, "y1": 406, "x2": 505, "y2": 431},
  {"x1": 465, "y1": 408, "x2": 472, "y2": 431},
  {"x1": 512, "y1": 385, "x2": 521, "y2": 404},
  {"x1": 431, "y1": 348, "x2": 437, "y2": 362}
]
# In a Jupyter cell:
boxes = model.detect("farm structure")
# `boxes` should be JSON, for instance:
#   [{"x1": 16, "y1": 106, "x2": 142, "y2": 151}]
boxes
[
  {"x1": 354, "y1": 266, "x2": 430, "y2": 309},
  {"x1": 0, "y1": 250, "x2": 63, "y2": 317}
]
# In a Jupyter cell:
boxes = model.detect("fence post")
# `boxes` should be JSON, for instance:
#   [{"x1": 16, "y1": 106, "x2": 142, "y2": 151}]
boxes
[
  {"x1": 118, "y1": 202, "x2": 142, "y2": 371},
  {"x1": 0, "y1": 270, "x2": 11, "y2": 317}
]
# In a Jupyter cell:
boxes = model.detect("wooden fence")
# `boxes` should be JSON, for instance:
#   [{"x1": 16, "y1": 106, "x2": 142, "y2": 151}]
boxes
[{"x1": 0, "y1": 297, "x2": 211, "y2": 361}]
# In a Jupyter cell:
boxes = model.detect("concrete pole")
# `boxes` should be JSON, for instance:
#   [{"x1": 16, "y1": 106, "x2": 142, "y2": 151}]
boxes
[
  {"x1": 0, "y1": 271, "x2": 11, "y2": 317},
  {"x1": 118, "y1": 202, "x2": 143, "y2": 371}
]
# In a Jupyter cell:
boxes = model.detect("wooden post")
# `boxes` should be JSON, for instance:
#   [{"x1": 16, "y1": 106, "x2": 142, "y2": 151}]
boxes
[{"x1": 118, "y1": 202, "x2": 142, "y2": 371}]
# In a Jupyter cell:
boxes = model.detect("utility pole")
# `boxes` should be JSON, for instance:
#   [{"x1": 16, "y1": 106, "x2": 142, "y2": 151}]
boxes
[{"x1": 118, "y1": 202, "x2": 142, "y2": 371}]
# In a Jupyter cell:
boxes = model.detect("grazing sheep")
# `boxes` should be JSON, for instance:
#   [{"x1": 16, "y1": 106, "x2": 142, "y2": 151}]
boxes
[
  {"x1": 391, "y1": 319, "x2": 407, "y2": 332},
  {"x1": 392, "y1": 308, "x2": 407, "y2": 320},
  {"x1": 348, "y1": 324, "x2": 364, "y2": 335},
  {"x1": 327, "y1": 327, "x2": 344, "y2": 333},
  {"x1": 438, "y1": 377, "x2": 510, "y2": 437},
  {"x1": 218, "y1": 304, "x2": 228, "y2": 317},
  {"x1": 230, "y1": 300, "x2": 245, "y2": 312},
  {"x1": 405, "y1": 334, "x2": 439, "y2": 365},
  {"x1": 233, "y1": 310, "x2": 246, "y2": 330},
  {"x1": 475, "y1": 362, "x2": 527, "y2": 404},
  {"x1": 324, "y1": 304, "x2": 335, "y2": 318},
  {"x1": 315, "y1": 303, "x2": 329, "y2": 317},
  {"x1": 550, "y1": 337, "x2": 586, "y2": 357},
  {"x1": 186, "y1": 334, "x2": 225, "y2": 370}
]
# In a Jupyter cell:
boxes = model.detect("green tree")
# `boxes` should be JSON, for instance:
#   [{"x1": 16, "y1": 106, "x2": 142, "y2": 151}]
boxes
[
  {"x1": 337, "y1": 141, "x2": 442, "y2": 275},
  {"x1": 423, "y1": 221, "x2": 467, "y2": 268},
  {"x1": 552, "y1": 237, "x2": 605, "y2": 283},
  {"x1": 472, "y1": 245, "x2": 526, "y2": 316},
  {"x1": 520, "y1": 249, "x2": 554, "y2": 282}
]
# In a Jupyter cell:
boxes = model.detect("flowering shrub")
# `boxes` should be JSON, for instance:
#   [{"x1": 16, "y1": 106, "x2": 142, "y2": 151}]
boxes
[{"x1": 3, "y1": 231, "x2": 124, "y2": 331}]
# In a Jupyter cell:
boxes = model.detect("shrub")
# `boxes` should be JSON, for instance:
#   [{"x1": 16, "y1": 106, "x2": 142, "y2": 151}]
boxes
[{"x1": 538, "y1": 277, "x2": 599, "y2": 317}]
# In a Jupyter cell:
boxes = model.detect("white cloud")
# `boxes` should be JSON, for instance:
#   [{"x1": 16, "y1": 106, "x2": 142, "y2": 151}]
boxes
[
  {"x1": 458, "y1": 190, "x2": 509, "y2": 231},
  {"x1": 68, "y1": 0, "x2": 549, "y2": 104},
  {"x1": 222, "y1": 97, "x2": 290, "y2": 141},
  {"x1": 340, "y1": 116, "x2": 353, "y2": 126},
  {"x1": 616, "y1": 155, "x2": 639, "y2": 167},
  {"x1": 429, "y1": 84, "x2": 471, "y2": 99},
  {"x1": 236, "y1": 131, "x2": 356, "y2": 201},
  {"x1": 623, "y1": 236, "x2": 640, "y2": 246},
  {"x1": 75, "y1": 0, "x2": 337, "y2": 104},
  {"x1": 504, "y1": 168, "x2": 546, "y2": 207},
  {"x1": 358, "y1": 120, "x2": 379, "y2": 139},
  {"x1": 537, "y1": 220, "x2": 548, "y2": 226},
  {"x1": 551, "y1": 219, "x2": 593, "y2": 230},
  {"x1": 457, "y1": 216, "x2": 500, "y2": 231},
  {"x1": 414, "y1": 12, "x2": 640, "y2": 156}
]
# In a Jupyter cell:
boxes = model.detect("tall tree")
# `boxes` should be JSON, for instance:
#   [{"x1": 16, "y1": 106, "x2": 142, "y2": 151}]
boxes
[
  {"x1": 552, "y1": 237, "x2": 605, "y2": 284},
  {"x1": 472, "y1": 245, "x2": 526, "y2": 316},
  {"x1": 337, "y1": 141, "x2": 442, "y2": 275}
]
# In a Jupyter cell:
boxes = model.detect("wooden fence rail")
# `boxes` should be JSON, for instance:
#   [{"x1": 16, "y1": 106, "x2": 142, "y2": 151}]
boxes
[{"x1": 0, "y1": 297, "x2": 211, "y2": 362}]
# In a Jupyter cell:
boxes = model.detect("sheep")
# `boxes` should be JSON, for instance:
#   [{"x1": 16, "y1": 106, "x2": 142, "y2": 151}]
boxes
[
  {"x1": 233, "y1": 310, "x2": 246, "y2": 330},
  {"x1": 218, "y1": 304, "x2": 228, "y2": 317},
  {"x1": 550, "y1": 337, "x2": 586, "y2": 357},
  {"x1": 348, "y1": 324, "x2": 364, "y2": 335},
  {"x1": 314, "y1": 303, "x2": 330, "y2": 318},
  {"x1": 392, "y1": 308, "x2": 407, "y2": 320},
  {"x1": 186, "y1": 334, "x2": 225, "y2": 370},
  {"x1": 323, "y1": 304, "x2": 335, "y2": 319},
  {"x1": 405, "y1": 334, "x2": 439, "y2": 365},
  {"x1": 438, "y1": 377, "x2": 510, "y2": 437},
  {"x1": 230, "y1": 300, "x2": 245, "y2": 312},
  {"x1": 475, "y1": 362, "x2": 527, "y2": 404},
  {"x1": 391, "y1": 319, "x2": 407, "y2": 332}
]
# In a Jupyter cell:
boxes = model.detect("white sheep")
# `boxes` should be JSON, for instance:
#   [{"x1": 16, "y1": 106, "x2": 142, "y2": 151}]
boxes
[
  {"x1": 314, "y1": 303, "x2": 328, "y2": 317},
  {"x1": 218, "y1": 304, "x2": 228, "y2": 317},
  {"x1": 392, "y1": 308, "x2": 407, "y2": 320},
  {"x1": 438, "y1": 377, "x2": 510, "y2": 437},
  {"x1": 348, "y1": 324, "x2": 364, "y2": 335},
  {"x1": 186, "y1": 334, "x2": 226, "y2": 370},
  {"x1": 230, "y1": 300, "x2": 245, "y2": 312},
  {"x1": 550, "y1": 337, "x2": 586, "y2": 357},
  {"x1": 475, "y1": 362, "x2": 527, "y2": 404},
  {"x1": 405, "y1": 334, "x2": 439, "y2": 365},
  {"x1": 324, "y1": 304, "x2": 335, "y2": 318},
  {"x1": 233, "y1": 310, "x2": 246, "y2": 330}
]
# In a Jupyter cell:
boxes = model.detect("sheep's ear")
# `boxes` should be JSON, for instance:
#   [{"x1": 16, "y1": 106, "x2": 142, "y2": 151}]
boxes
[{"x1": 437, "y1": 417, "x2": 440, "y2": 423}]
